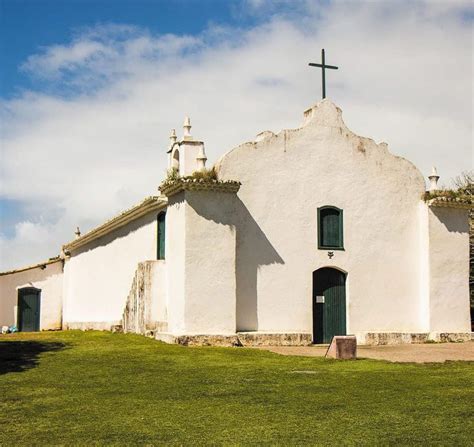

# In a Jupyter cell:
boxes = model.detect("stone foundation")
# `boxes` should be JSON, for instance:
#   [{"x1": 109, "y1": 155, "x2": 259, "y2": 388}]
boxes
[
  {"x1": 155, "y1": 332, "x2": 312, "y2": 347},
  {"x1": 358, "y1": 332, "x2": 471, "y2": 345},
  {"x1": 237, "y1": 332, "x2": 313, "y2": 346},
  {"x1": 429, "y1": 332, "x2": 471, "y2": 343},
  {"x1": 156, "y1": 331, "x2": 472, "y2": 347},
  {"x1": 65, "y1": 321, "x2": 119, "y2": 331},
  {"x1": 156, "y1": 333, "x2": 240, "y2": 347}
]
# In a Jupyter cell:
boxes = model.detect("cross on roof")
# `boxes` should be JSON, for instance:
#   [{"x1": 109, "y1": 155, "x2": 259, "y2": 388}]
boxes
[{"x1": 309, "y1": 49, "x2": 338, "y2": 99}]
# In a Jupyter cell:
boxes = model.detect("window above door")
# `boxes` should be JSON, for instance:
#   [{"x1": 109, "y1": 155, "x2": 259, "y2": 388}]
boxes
[{"x1": 318, "y1": 206, "x2": 344, "y2": 250}]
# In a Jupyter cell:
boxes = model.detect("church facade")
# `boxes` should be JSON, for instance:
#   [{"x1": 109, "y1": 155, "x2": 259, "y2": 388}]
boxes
[{"x1": 1, "y1": 101, "x2": 471, "y2": 345}]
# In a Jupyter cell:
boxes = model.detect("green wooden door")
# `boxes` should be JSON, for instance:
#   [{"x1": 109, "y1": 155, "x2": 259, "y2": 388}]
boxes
[
  {"x1": 157, "y1": 212, "x2": 166, "y2": 260},
  {"x1": 18, "y1": 288, "x2": 41, "y2": 332},
  {"x1": 313, "y1": 268, "x2": 346, "y2": 343}
]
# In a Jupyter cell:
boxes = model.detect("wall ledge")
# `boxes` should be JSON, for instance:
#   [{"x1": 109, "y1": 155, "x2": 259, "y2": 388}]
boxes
[{"x1": 160, "y1": 178, "x2": 241, "y2": 197}]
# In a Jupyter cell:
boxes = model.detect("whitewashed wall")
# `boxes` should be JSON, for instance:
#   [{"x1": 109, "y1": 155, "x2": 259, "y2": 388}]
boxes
[
  {"x1": 183, "y1": 190, "x2": 237, "y2": 334},
  {"x1": 166, "y1": 193, "x2": 186, "y2": 333},
  {"x1": 63, "y1": 212, "x2": 160, "y2": 329},
  {"x1": 151, "y1": 260, "x2": 167, "y2": 329},
  {"x1": 166, "y1": 190, "x2": 237, "y2": 334},
  {"x1": 217, "y1": 100, "x2": 427, "y2": 335},
  {"x1": 427, "y1": 206, "x2": 470, "y2": 332},
  {"x1": 0, "y1": 261, "x2": 63, "y2": 330}
]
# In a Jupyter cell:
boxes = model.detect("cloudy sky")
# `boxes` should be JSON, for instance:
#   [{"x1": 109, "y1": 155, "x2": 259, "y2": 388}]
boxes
[{"x1": 0, "y1": 0, "x2": 472, "y2": 271}]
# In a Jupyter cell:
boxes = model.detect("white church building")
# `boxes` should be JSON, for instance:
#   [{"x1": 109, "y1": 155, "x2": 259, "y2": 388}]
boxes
[{"x1": 1, "y1": 100, "x2": 471, "y2": 345}]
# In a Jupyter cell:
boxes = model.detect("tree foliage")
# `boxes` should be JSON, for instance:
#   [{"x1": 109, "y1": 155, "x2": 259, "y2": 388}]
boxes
[{"x1": 451, "y1": 171, "x2": 474, "y2": 311}]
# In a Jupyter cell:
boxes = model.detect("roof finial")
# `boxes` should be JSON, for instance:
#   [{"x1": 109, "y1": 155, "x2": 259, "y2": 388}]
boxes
[
  {"x1": 428, "y1": 166, "x2": 440, "y2": 191},
  {"x1": 169, "y1": 129, "x2": 177, "y2": 148},
  {"x1": 183, "y1": 116, "x2": 192, "y2": 140},
  {"x1": 75, "y1": 227, "x2": 81, "y2": 239},
  {"x1": 196, "y1": 144, "x2": 207, "y2": 171}
]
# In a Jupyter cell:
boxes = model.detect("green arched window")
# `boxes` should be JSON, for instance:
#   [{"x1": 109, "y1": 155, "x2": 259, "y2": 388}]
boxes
[
  {"x1": 318, "y1": 206, "x2": 344, "y2": 250},
  {"x1": 157, "y1": 212, "x2": 166, "y2": 260}
]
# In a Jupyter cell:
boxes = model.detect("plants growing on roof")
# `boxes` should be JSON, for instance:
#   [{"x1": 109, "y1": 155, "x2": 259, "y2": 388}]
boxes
[
  {"x1": 165, "y1": 167, "x2": 180, "y2": 182},
  {"x1": 162, "y1": 167, "x2": 219, "y2": 187},
  {"x1": 183, "y1": 166, "x2": 218, "y2": 182}
]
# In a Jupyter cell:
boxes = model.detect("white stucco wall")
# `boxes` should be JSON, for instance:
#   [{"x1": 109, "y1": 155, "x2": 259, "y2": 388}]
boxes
[
  {"x1": 173, "y1": 141, "x2": 205, "y2": 176},
  {"x1": 166, "y1": 193, "x2": 186, "y2": 333},
  {"x1": 0, "y1": 261, "x2": 63, "y2": 330},
  {"x1": 183, "y1": 190, "x2": 237, "y2": 334},
  {"x1": 166, "y1": 190, "x2": 237, "y2": 334},
  {"x1": 63, "y1": 212, "x2": 160, "y2": 328},
  {"x1": 150, "y1": 260, "x2": 167, "y2": 326},
  {"x1": 427, "y1": 206, "x2": 470, "y2": 332},
  {"x1": 418, "y1": 203, "x2": 431, "y2": 332},
  {"x1": 217, "y1": 100, "x2": 427, "y2": 335}
]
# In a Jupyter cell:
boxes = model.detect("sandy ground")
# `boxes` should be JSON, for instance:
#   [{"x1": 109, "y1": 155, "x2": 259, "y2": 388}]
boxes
[{"x1": 256, "y1": 341, "x2": 474, "y2": 363}]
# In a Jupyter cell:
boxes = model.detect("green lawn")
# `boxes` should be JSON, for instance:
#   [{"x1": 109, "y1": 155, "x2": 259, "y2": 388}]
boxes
[{"x1": 1, "y1": 331, "x2": 473, "y2": 446}]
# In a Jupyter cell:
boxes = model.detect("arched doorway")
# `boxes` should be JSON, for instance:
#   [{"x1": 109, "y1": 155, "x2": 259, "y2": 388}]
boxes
[{"x1": 312, "y1": 268, "x2": 346, "y2": 344}]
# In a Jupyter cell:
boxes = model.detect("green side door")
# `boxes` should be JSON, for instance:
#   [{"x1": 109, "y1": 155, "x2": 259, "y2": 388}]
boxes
[
  {"x1": 313, "y1": 268, "x2": 346, "y2": 344},
  {"x1": 157, "y1": 212, "x2": 166, "y2": 260},
  {"x1": 18, "y1": 288, "x2": 41, "y2": 332}
]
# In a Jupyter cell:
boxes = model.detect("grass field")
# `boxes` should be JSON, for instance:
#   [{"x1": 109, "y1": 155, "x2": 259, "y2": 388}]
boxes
[{"x1": 1, "y1": 331, "x2": 473, "y2": 446}]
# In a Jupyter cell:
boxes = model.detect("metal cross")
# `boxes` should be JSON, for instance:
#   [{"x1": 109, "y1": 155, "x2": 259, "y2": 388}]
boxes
[{"x1": 308, "y1": 49, "x2": 338, "y2": 99}]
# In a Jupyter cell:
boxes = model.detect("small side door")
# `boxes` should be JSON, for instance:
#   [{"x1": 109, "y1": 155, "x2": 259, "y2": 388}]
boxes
[{"x1": 18, "y1": 288, "x2": 41, "y2": 332}]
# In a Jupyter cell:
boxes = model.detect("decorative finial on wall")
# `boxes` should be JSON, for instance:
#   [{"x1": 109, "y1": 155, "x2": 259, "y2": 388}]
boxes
[
  {"x1": 75, "y1": 227, "x2": 81, "y2": 239},
  {"x1": 196, "y1": 144, "x2": 207, "y2": 171},
  {"x1": 183, "y1": 116, "x2": 192, "y2": 140},
  {"x1": 428, "y1": 166, "x2": 440, "y2": 191},
  {"x1": 169, "y1": 129, "x2": 177, "y2": 147}
]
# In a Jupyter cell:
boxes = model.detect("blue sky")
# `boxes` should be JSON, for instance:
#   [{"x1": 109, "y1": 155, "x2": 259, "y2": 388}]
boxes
[
  {"x1": 0, "y1": 0, "x2": 472, "y2": 270},
  {"x1": 0, "y1": 0, "x2": 261, "y2": 98}
]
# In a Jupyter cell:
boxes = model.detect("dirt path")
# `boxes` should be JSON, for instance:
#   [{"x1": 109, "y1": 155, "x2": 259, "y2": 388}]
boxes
[{"x1": 256, "y1": 341, "x2": 474, "y2": 363}]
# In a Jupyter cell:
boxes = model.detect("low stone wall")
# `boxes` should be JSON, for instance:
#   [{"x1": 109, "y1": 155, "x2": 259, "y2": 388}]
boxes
[{"x1": 155, "y1": 332, "x2": 312, "y2": 347}]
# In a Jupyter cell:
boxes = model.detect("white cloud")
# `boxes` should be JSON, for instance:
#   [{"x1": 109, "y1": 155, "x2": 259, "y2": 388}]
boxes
[
  {"x1": 0, "y1": 221, "x2": 59, "y2": 270},
  {"x1": 20, "y1": 25, "x2": 201, "y2": 88},
  {"x1": 21, "y1": 40, "x2": 113, "y2": 79},
  {"x1": 0, "y1": 1, "x2": 472, "y2": 270}
]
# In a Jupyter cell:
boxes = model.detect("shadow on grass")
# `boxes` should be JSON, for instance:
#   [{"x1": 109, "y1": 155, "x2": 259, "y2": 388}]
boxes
[{"x1": 0, "y1": 341, "x2": 67, "y2": 375}]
